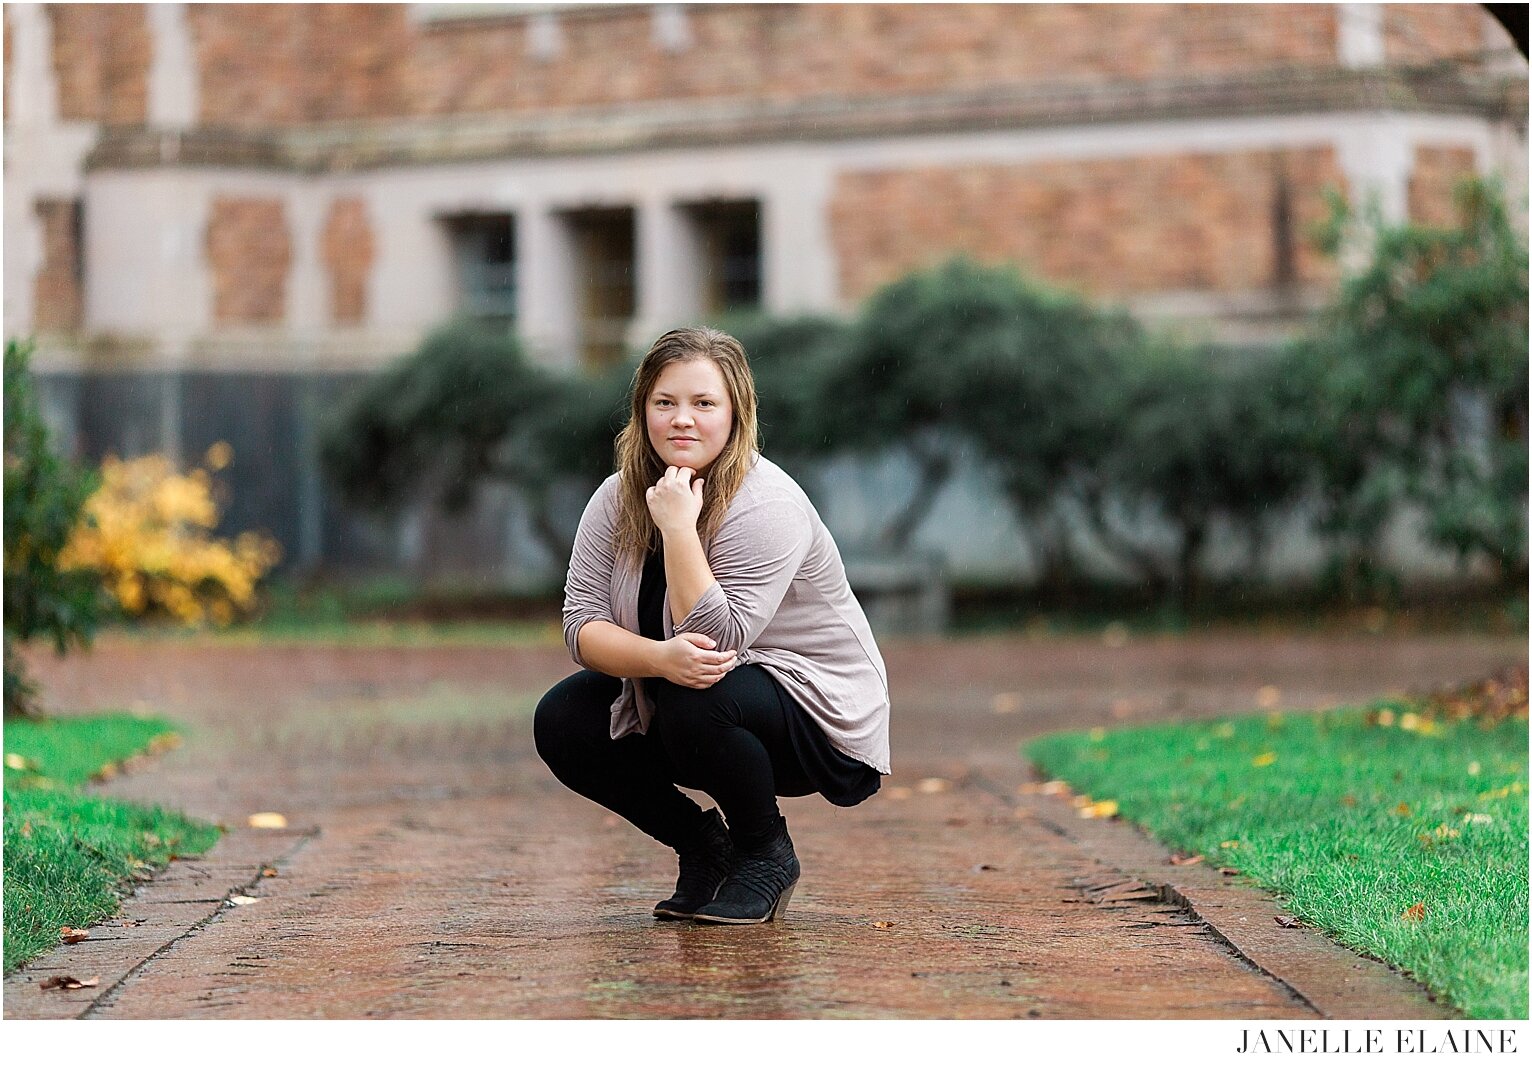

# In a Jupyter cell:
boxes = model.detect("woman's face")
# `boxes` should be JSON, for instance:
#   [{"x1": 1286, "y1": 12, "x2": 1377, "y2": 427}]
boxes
[{"x1": 645, "y1": 356, "x2": 734, "y2": 477}]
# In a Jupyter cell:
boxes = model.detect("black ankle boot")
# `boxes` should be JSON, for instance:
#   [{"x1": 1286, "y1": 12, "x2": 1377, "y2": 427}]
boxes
[
  {"x1": 653, "y1": 809, "x2": 734, "y2": 920},
  {"x1": 692, "y1": 820, "x2": 800, "y2": 924}
]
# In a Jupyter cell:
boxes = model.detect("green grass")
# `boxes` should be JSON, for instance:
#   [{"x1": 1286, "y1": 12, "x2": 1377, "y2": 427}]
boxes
[
  {"x1": 102, "y1": 618, "x2": 564, "y2": 648},
  {"x1": 1025, "y1": 701, "x2": 1529, "y2": 1019},
  {"x1": 3, "y1": 714, "x2": 220, "y2": 973}
]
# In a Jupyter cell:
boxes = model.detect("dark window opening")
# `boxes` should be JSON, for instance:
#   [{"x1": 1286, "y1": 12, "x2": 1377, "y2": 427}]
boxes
[
  {"x1": 566, "y1": 207, "x2": 636, "y2": 370},
  {"x1": 443, "y1": 213, "x2": 517, "y2": 330},
  {"x1": 689, "y1": 200, "x2": 762, "y2": 313}
]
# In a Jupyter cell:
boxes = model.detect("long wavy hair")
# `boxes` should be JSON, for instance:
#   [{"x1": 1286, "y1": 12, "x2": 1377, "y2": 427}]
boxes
[{"x1": 612, "y1": 327, "x2": 760, "y2": 566}]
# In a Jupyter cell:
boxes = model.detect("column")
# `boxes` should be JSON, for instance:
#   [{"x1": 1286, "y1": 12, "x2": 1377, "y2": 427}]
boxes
[
  {"x1": 632, "y1": 195, "x2": 701, "y2": 347},
  {"x1": 518, "y1": 204, "x2": 579, "y2": 370}
]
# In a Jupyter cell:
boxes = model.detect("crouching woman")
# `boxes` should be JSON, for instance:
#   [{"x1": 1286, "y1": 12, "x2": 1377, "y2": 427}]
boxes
[{"x1": 533, "y1": 327, "x2": 890, "y2": 924}]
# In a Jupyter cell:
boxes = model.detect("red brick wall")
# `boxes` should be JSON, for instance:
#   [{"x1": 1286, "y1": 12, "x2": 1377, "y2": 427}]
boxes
[
  {"x1": 830, "y1": 147, "x2": 1346, "y2": 303},
  {"x1": 187, "y1": 3, "x2": 411, "y2": 127},
  {"x1": 32, "y1": 199, "x2": 83, "y2": 332},
  {"x1": 159, "y1": 4, "x2": 1342, "y2": 128},
  {"x1": 1408, "y1": 145, "x2": 1480, "y2": 227},
  {"x1": 320, "y1": 197, "x2": 375, "y2": 325},
  {"x1": 205, "y1": 197, "x2": 290, "y2": 325},
  {"x1": 1384, "y1": 3, "x2": 1489, "y2": 64},
  {"x1": 48, "y1": 4, "x2": 150, "y2": 124}
]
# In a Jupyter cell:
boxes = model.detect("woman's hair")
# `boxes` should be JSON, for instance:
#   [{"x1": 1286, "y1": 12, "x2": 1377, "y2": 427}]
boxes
[{"x1": 612, "y1": 326, "x2": 760, "y2": 565}]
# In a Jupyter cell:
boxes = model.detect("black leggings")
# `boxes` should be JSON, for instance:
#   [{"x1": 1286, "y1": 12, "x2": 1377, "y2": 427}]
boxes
[{"x1": 533, "y1": 665, "x2": 816, "y2": 851}]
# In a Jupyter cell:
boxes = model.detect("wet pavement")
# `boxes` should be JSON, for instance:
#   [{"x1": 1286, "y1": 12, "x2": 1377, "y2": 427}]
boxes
[{"x1": 5, "y1": 631, "x2": 1521, "y2": 1018}]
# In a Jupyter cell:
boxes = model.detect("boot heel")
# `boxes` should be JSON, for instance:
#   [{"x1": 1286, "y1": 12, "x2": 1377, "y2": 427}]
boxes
[{"x1": 769, "y1": 880, "x2": 798, "y2": 922}]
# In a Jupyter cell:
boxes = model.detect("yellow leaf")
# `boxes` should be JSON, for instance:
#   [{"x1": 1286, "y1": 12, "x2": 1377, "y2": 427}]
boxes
[
  {"x1": 915, "y1": 777, "x2": 950, "y2": 794},
  {"x1": 1399, "y1": 712, "x2": 1421, "y2": 732},
  {"x1": 1401, "y1": 902, "x2": 1426, "y2": 921},
  {"x1": 227, "y1": 895, "x2": 259, "y2": 907},
  {"x1": 1252, "y1": 752, "x2": 1277, "y2": 767},
  {"x1": 870, "y1": 920, "x2": 895, "y2": 930},
  {"x1": 247, "y1": 812, "x2": 288, "y2": 829},
  {"x1": 1078, "y1": 799, "x2": 1118, "y2": 819}
]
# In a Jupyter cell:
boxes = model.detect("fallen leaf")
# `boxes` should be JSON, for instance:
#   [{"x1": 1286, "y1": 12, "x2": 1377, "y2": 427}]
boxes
[
  {"x1": 1431, "y1": 824, "x2": 1460, "y2": 840},
  {"x1": 39, "y1": 974, "x2": 99, "y2": 991},
  {"x1": 19, "y1": 820, "x2": 31, "y2": 838},
  {"x1": 1462, "y1": 812, "x2": 1494, "y2": 826},
  {"x1": 1078, "y1": 799, "x2": 1118, "y2": 819},
  {"x1": 1376, "y1": 708, "x2": 1396, "y2": 728},
  {"x1": 915, "y1": 777, "x2": 950, "y2": 794},
  {"x1": 1274, "y1": 915, "x2": 1303, "y2": 928},
  {"x1": 261, "y1": 867, "x2": 278, "y2": 878},
  {"x1": 1169, "y1": 854, "x2": 1204, "y2": 866},
  {"x1": 4, "y1": 753, "x2": 38, "y2": 772},
  {"x1": 1071, "y1": 794, "x2": 1094, "y2": 808},
  {"x1": 1401, "y1": 902, "x2": 1426, "y2": 921},
  {"x1": 1467, "y1": 761, "x2": 1482, "y2": 776},
  {"x1": 1038, "y1": 780, "x2": 1071, "y2": 796},
  {"x1": 1399, "y1": 712, "x2": 1421, "y2": 732},
  {"x1": 1220, "y1": 840, "x2": 1240, "y2": 850},
  {"x1": 1252, "y1": 752, "x2": 1277, "y2": 767},
  {"x1": 1395, "y1": 802, "x2": 1412, "y2": 816},
  {"x1": 59, "y1": 926, "x2": 89, "y2": 944},
  {"x1": 227, "y1": 895, "x2": 259, "y2": 907},
  {"x1": 1339, "y1": 794, "x2": 1357, "y2": 807},
  {"x1": 871, "y1": 920, "x2": 895, "y2": 929},
  {"x1": 990, "y1": 692, "x2": 1022, "y2": 715},
  {"x1": 247, "y1": 812, "x2": 288, "y2": 829}
]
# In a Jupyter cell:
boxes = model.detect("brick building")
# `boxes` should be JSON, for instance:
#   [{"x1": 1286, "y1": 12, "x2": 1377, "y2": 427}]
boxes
[{"x1": 3, "y1": 3, "x2": 1526, "y2": 589}]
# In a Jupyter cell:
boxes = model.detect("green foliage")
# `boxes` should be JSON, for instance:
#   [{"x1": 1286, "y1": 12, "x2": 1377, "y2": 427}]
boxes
[
  {"x1": 319, "y1": 319, "x2": 626, "y2": 562},
  {"x1": 1027, "y1": 704, "x2": 1528, "y2": 1019},
  {"x1": 3, "y1": 339, "x2": 103, "y2": 718},
  {"x1": 1082, "y1": 341, "x2": 1317, "y2": 608},
  {"x1": 823, "y1": 257, "x2": 1140, "y2": 553},
  {"x1": 3, "y1": 713, "x2": 220, "y2": 972},
  {"x1": 1303, "y1": 177, "x2": 1529, "y2": 596}
]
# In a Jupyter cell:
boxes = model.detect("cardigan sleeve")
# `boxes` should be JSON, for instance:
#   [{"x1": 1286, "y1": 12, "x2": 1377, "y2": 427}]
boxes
[
  {"x1": 562, "y1": 478, "x2": 620, "y2": 668},
  {"x1": 674, "y1": 492, "x2": 812, "y2": 653}
]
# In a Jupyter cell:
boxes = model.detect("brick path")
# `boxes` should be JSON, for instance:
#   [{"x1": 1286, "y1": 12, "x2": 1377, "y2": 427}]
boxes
[{"x1": 6, "y1": 631, "x2": 1521, "y2": 1019}]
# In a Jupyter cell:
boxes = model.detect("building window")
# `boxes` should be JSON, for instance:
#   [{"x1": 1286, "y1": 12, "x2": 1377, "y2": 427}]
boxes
[
  {"x1": 443, "y1": 213, "x2": 517, "y2": 329},
  {"x1": 688, "y1": 200, "x2": 761, "y2": 314},
  {"x1": 566, "y1": 206, "x2": 636, "y2": 369}
]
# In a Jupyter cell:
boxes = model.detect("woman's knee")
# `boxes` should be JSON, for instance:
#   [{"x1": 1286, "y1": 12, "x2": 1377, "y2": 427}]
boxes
[
  {"x1": 533, "y1": 671, "x2": 615, "y2": 770},
  {"x1": 652, "y1": 680, "x2": 732, "y2": 736}
]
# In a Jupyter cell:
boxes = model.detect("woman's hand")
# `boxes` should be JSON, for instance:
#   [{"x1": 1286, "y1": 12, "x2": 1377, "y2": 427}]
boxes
[
  {"x1": 645, "y1": 466, "x2": 704, "y2": 537},
  {"x1": 656, "y1": 631, "x2": 736, "y2": 689}
]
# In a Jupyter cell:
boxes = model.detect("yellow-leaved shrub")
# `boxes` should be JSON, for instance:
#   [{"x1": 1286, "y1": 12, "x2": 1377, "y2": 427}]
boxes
[{"x1": 58, "y1": 444, "x2": 281, "y2": 626}]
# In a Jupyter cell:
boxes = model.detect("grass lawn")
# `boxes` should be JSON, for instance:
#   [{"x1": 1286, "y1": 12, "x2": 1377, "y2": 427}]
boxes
[
  {"x1": 3, "y1": 714, "x2": 220, "y2": 972},
  {"x1": 1026, "y1": 699, "x2": 1529, "y2": 1020}
]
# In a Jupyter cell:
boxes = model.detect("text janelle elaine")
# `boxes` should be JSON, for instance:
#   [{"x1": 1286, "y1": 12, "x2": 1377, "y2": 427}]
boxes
[{"x1": 1237, "y1": 1029, "x2": 1519, "y2": 1054}]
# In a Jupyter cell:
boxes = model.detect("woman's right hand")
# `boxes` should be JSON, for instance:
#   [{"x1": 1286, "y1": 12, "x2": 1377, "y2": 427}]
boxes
[{"x1": 657, "y1": 632, "x2": 737, "y2": 689}]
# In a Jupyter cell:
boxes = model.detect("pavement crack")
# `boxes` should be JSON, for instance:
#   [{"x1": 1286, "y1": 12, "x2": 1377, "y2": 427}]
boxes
[{"x1": 77, "y1": 829, "x2": 316, "y2": 1020}]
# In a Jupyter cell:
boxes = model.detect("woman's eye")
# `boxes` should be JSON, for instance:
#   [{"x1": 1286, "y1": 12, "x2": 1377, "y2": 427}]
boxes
[{"x1": 697, "y1": 400, "x2": 713, "y2": 408}]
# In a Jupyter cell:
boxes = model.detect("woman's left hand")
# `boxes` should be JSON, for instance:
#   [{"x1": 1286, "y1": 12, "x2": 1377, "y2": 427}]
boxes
[{"x1": 646, "y1": 466, "x2": 704, "y2": 536}]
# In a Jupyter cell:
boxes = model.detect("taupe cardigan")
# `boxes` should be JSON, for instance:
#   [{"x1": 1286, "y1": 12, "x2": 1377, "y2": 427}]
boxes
[{"x1": 562, "y1": 453, "x2": 891, "y2": 774}]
